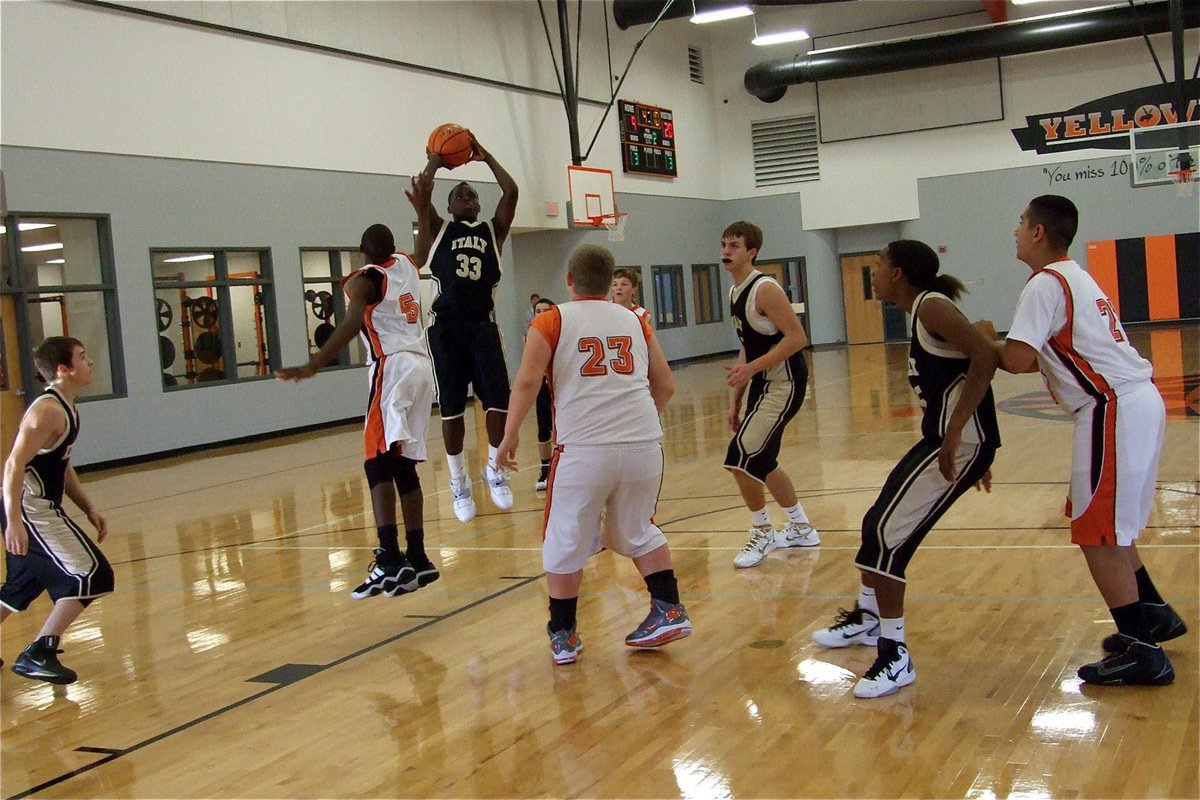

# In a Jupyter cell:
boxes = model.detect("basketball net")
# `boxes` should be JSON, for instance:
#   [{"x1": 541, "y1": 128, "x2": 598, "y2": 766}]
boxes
[
  {"x1": 592, "y1": 212, "x2": 628, "y2": 242},
  {"x1": 1169, "y1": 168, "x2": 1196, "y2": 197}
]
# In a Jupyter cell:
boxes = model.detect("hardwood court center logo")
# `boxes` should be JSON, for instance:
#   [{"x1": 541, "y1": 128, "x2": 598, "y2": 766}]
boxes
[{"x1": 1012, "y1": 80, "x2": 1200, "y2": 154}]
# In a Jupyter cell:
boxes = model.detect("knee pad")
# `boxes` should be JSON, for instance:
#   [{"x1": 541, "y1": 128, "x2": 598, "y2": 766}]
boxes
[
  {"x1": 364, "y1": 453, "x2": 393, "y2": 488},
  {"x1": 393, "y1": 457, "x2": 421, "y2": 495}
]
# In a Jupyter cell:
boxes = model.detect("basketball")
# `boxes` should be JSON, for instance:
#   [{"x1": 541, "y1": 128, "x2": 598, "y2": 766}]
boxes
[{"x1": 427, "y1": 123, "x2": 474, "y2": 169}]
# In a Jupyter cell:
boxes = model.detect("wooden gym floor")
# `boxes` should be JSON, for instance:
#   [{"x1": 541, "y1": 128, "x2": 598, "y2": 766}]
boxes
[{"x1": 1, "y1": 324, "x2": 1197, "y2": 799}]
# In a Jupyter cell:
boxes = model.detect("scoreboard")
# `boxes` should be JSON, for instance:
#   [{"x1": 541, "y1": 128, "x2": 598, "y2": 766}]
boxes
[{"x1": 618, "y1": 99, "x2": 677, "y2": 178}]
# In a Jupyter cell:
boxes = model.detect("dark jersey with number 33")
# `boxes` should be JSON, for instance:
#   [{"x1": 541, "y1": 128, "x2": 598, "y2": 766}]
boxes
[{"x1": 426, "y1": 219, "x2": 502, "y2": 323}]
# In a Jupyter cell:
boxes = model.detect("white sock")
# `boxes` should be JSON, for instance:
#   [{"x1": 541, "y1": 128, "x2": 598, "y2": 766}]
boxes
[
  {"x1": 750, "y1": 507, "x2": 771, "y2": 528},
  {"x1": 881, "y1": 616, "x2": 905, "y2": 644},
  {"x1": 858, "y1": 585, "x2": 879, "y2": 616},
  {"x1": 783, "y1": 502, "x2": 809, "y2": 526},
  {"x1": 448, "y1": 452, "x2": 466, "y2": 479},
  {"x1": 487, "y1": 445, "x2": 500, "y2": 471}
]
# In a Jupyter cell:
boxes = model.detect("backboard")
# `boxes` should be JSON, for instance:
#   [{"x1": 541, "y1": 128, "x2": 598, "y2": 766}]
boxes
[
  {"x1": 1130, "y1": 121, "x2": 1199, "y2": 187},
  {"x1": 566, "y1": 165, "x2": 617, "y2": 227}
]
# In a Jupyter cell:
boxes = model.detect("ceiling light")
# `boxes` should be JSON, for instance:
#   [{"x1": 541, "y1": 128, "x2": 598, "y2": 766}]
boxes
[
  {"x1": 0, "y1": 222, "x2": 56, "y2": 234},
  {"x1": 163, "y1": 254, "x2": 215, "y2": 263},
  {"x1": 21, "y1": 242, "x2": 64, "y2": 252},
  {"x1": 753, "y1": 29, "x2": 810, "y2": 46},
  {"x1": 690, "y1": 5, "x2": 753, "y2": 24},
  {"x1": 46, "y1": 259, "x2": 66, "y2": 264}
]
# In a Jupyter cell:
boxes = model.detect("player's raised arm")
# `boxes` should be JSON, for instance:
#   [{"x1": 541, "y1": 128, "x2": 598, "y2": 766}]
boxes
[
  {"x1": 407, "y1": 155, "x2": 445, "y2": 267},
  {"x1": 471, "y1": 136, "x2": 518, "y2": 248}
]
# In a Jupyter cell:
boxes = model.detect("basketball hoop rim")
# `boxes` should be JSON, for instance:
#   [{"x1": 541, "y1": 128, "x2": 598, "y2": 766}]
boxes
[{"x1": 587, "y1": 211, "x2": 629, "y2": 229}]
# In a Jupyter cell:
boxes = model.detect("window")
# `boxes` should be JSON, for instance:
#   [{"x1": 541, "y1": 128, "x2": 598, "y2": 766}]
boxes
[
  {"x1": 300, "y1": 249, "x2": 368, "y2": 367},
  {"x1": 1, "y1": 214, "x2": 124, "y2": 399},
  {"x1": 152, "y1": 249, "x2": 277, "y2": 388},
  {"x1": 691, "y1": 263, "x2": 723, "y2": 325},
  {"x1": 651, "y1": 264, "x2": 686, "y2": 329}
]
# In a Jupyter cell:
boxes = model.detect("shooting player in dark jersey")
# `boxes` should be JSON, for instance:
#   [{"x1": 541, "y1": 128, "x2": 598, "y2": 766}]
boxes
[{"x1": 406, "y1": 133, "x2": 518, "y2": 523}]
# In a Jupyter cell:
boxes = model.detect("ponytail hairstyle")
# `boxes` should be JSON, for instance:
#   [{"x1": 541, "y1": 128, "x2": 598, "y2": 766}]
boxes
[{"x1": 884, "y1": 239, "x2": 966, "y2": 301}]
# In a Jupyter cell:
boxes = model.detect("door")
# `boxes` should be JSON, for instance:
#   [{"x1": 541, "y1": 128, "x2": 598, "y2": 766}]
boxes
[
  {"x1": 840, "y1": 253, "x2": 884, "y2": 344},
  {"x1": 1, "y1": 295, "x2": 25, "y2": 463}
]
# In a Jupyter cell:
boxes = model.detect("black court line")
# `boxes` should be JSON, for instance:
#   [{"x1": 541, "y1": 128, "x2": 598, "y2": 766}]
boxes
[
  {"x1": 5, "y1": 575, "x2": 542, "y2": 800},
  {"x1": 403, "y1": 614, "x2": 442, "y2": 619},
  {"x1": 73, "y1": 747, "x2": 120, "y2": 755}
]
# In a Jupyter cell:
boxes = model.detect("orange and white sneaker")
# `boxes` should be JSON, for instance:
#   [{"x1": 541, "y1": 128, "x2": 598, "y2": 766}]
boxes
[
  {"x1": 548, "y1": 624, "x2": 583, "y2": 665},
  {"x1": 625, "y1": 599, "x2": 693, "y2": 647}
]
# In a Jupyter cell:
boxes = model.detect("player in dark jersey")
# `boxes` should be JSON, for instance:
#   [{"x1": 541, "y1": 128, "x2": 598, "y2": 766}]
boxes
[
  {"x1": 407, "y1": 134, "x2": 518, "y2": 523},
  {"x1": 1, "y1": 337, "x2": 114, "y2": 684},
  {"x1": 811, "y1": 240, "x2": 1000, "y2": 699},
  {"x1": 721, "y1": 221, "x2": 819, "y2": 570}
]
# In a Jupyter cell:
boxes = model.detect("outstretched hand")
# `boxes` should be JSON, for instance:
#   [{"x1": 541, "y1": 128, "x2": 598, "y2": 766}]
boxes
[
  {"x1": 495, "y1": 432, "x2": 519, "y2": 473},
  {"x1": 974, "y1": 469, "x2": 992, "y2": 493},
  {"x1": 725, "y1": 362, "x2": 756, "y2": 388},
  {"x1": 405, "y1": 170, "x2": 434, "y2": 210},
  {"x1": 275, "y1": 362, "x2": 318, "y2": 382},
  {"x1": 469, "y1": 133, "x2": 490, "y2": 163}
]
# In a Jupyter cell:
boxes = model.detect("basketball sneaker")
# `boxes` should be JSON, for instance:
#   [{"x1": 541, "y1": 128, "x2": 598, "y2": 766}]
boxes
[
  {"x1": 409, "y1": 554, "x2": 441, "y2": 588},
  {"x1": 812, "y1": 605, "x2": 881, "y2": 648},
  {"x1": 733, "y1": 524, "x2": 777, "y2": 568},
  {"x1": 450, "y1": 473, "x2": 476, "y2": 523},
  {"x1": 350, "y1": 548, "x2": 415, "y2": 599},
  {"x1": 535, "y1": 465, "x2": 550, "y2": 492},
  {"x1": 483, "y1": 463, "x2": 514, "y2": 510},
  {"x1": 1078, "y1": 640, "x2": 1174, "y2": 686},
  {"x1": 854, "y1": 637, "x2": 916, "y2": 698},
  {"x1": 625, "y1": 598, "x2": 693, "y2": 647},
  {"x1": 1101, "y1": 602, "x2": 1187, "y2": 653},
  {"x1": 775, "y1": 522, "x2": 820, "y2": 548},
  {"x1": 548, "y1": 624, "x2": 583, "y2": 665},
  {"x1": 12, "y1": 636, "x2": 77, "y2": 685}
]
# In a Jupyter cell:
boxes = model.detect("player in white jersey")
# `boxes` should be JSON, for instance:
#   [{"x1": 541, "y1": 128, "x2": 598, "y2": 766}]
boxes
[
  {"x1": 611, "y1": 267, "x2": 651, "y2": 324},
  {"x1": 496, "y1": 245, "x2": 691, "y2": 665},
  {"x1": 982, "y1": 195, "x2": 1182, "y2": 687},
  {"x1": 277, "y1": 224, "x2": 439, "y2": 600}
]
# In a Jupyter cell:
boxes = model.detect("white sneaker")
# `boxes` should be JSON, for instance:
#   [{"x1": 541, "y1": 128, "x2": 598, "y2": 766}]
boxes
[
  {"x1": 483, "y1": 464, "x2": 513, "y2": 510},
  {"x1": 776, "y1": 522, "x2": 820, "y2": 548},
  {"x1": 450, "y1": 473, "x2": 476, "y2": 523},
  {"x1": 733, "y1": 525, "x2": 777, "y2": 569},
  {"x1": 853, "y1": 639, "x2": 915, "y2": 699},
  {"x1": 812, "y1": 606, "x2": 880, "y2": 648}
]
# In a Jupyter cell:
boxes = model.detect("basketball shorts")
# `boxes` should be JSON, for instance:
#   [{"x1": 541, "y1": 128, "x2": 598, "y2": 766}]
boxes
[
  {"x1": 0, "y1": 497, "x2": 114, "y2": 611},
  {"x1": 1067, "y1": 381, "x2": 1164, "y2": 547},
  {"x1": 427, "y1": 319, "x2": 510, "y2": 419},
  {"x1": 542, "y1": 442, "x2": 667, "y2": 574},
  {"x1": 855, "y1": 438, "x2": 996, "y2": 582},
  {"x1": 724, "y1": 367, "x2": 807, "y2": 483},
  {"x1": 536, "y1": 379, "x2": 553, "y2": 444},
  {"x1": 364, "y1": 350, "x2": 434, "y2": 461}
]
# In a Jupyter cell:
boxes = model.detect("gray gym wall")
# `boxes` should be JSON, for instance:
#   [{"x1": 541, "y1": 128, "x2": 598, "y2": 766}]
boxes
[{"x1": 906, "y1": 153, "x2": 1200, "y2": 329}]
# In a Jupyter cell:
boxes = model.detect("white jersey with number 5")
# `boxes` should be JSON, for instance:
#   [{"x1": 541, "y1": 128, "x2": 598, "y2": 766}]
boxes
[
  {"x1": 341, "y1": 253, "x2": 426, "y2": 360},
  {"x1": 1007, "y1": 259, "x2": 1153, "y2": 412},
  {"x1": 529, "y1": 298, "x2": 662, "y2": 445}
]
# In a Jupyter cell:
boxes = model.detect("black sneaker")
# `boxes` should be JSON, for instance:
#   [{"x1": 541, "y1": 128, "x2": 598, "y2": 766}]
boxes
[
  {"x1": 12, "y1": 636, "x2": 77, "y2": 685},
  {"x1": 535, "y1": 466, "x2": 550, "y2": 492},
  {"x1": 1078, "y1": 640, "x2": 1174, "y2": 686},
  {"x1": 408, "y1": 554, "x2": 441, "y2": 588},
  {"x1": 350, "y1": 548, "x2": 415, "y2": 599},
  {"x1": 1101, "y1": 602, "x2": 1188, "y2": 653}
]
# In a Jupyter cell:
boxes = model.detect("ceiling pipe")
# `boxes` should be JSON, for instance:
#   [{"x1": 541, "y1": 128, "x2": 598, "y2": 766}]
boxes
[
  {"x1": 744, "y1": 1, "x2": 1200, "y2": 102},
  {"x1": 612, "y1": 0, "x2": 846, "y2": 31}
]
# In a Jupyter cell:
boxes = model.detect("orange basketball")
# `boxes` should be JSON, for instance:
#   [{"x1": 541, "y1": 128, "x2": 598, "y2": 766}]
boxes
[{"x1": 427, "y1": 123, "x2": 474, "y2": 169}]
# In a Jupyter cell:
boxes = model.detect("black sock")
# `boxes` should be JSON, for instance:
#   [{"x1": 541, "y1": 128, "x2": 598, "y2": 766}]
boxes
[
  {"x1": 405, "y1": 528, "x2": 427, "y2": 564},
  {"x1": 644, "y1": 569, "x2": 680, "y2": 605},
  {"x1": 376, "y1": 524, "x2": 401, "y2": 561},
  {"x1": 548, "y1": 597, "x2": 578, "y2": 633},
  {"x1": 539, "y1": 459, "x2": 550, "y2": 477},
  {"x1": 1134, "y1": 566, "x2": 1165, "y2": 605},
  {"x1": 1111, "y1": 601, "x2": 1155, "y2": 644}
]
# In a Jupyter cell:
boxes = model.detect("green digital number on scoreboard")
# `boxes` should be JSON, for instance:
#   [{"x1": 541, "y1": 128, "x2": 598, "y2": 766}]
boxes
[{"x1": 618, "y1": 99, "x2": 677, "y2": 178}]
